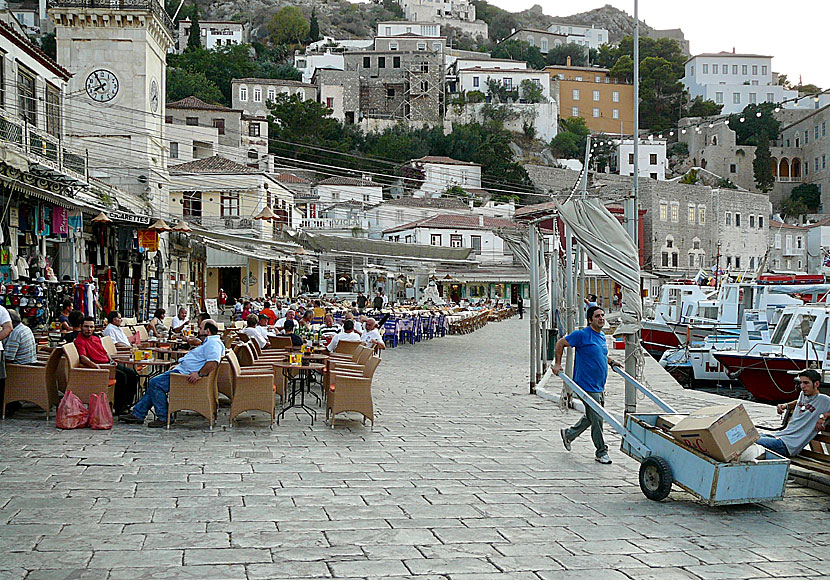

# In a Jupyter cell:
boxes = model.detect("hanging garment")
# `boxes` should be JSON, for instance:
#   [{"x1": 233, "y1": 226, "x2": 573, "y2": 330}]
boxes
[
  {"x1": 86, "y1": 282, "x2": 96, "y2": 317},
  {"x1": 102, "y1": 279, "x2": 116, "y2": 314},
  {"x1": 53, "y1": 207, "x2": 69, "y2": 235},
  {"x1": 15, "y1": 256, "x2": 28, "y2": 279},
  {"x1": 67, "y1": 210, "x2": 83, "y2": 231}
]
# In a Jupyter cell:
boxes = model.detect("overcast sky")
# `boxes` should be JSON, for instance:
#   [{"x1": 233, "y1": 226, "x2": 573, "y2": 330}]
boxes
[{"x1": 487, "y1": 0, "x2": 828, "y2": 89}]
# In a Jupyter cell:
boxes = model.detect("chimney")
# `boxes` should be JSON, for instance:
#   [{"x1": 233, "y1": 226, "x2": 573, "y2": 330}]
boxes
[
  {"x1": 732, "y1": 47, "x2": 736, "y2": 54},
  {"x1": 478, "y1": 215, "x2": 484, "y2": 226},
  {"x1": 566, "y1": 56, "x2": 572, "y2": 67}
]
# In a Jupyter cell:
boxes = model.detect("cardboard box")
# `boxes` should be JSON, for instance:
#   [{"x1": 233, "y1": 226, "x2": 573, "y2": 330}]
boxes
[
  {"x1": 655, "y1": 414, "x2": 688, "y2": 431},
  {"x1": 669, "y1": 404, "x2": 759, "y2": 462}
]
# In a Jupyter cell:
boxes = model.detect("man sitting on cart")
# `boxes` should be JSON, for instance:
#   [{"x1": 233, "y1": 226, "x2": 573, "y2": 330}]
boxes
[{"x1": 758, "y1": 369, "x2": 830, "y2": 457}]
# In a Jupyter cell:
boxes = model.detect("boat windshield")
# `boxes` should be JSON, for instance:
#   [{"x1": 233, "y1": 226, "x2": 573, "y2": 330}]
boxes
[
  {"x1": 814, "y1": 320, "x2": 827, "y2": 352},
  {"x1": 770, "y1": 313, "x2": 792, "y2": 344},
  {"x1": 784, "y1": 314, "x2": 817, "y2": 348}
]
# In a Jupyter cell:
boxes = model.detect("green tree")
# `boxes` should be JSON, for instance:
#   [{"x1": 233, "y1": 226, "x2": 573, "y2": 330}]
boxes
[
  {"x1": 472, "y1": 0, "x2": 518, "y2": 41},
  {"x1": 752, "y1": 136, "x2": 775, "y2": 193},
  {"x1": 590, "y1": 134, "x2": 615, "y2": 172},
  {"x1": 382, "y1": 0, "x2": 405, "y2": 18},
  {"x1": 788, "y1": 183, "x2": 821, "y2": 212},
  {"x1": 486, "y1": 78, "x2": 518, "y2": 104},
  {"x1": 491, "y1": 40, "x2": 546, "y2": 70},
  {"x1": 166, "y1": 67, "x2": 224, "y2": 104},
  {"x1": 267, "y1": 6, "x2": 310, "y2": 46},
  {"x1": 186, "y1": 8, "x2": 201, "y2": 51},
  {"x1": 550, "y1": 117, "x2": 590, "y2": 159},
  {"x1": 519, "y1": 79, "x2": 544, "y2": 103},
  {"x1": 728, "y1": 102, "x2": 780, "y2": 146},
  {"x1": 39, "y1": 33, "x2": 56, "y2": 61},
  {"x1": 686, "y1": 96, "x2": 723, "y2": 117},
  {"x1": 781, "y1": 196, "x2": 809, "y2": 219},
  {"x1": 168, "y1": 45, "x2": 257, "y2": 105},
  {"x1": 309, "y1": 8, "x2": 320, "y2": 43},
  {"x1": 609, "y1": 54, "x2": 634, "y2": 82},
  {"x1": 546, "y1": 43, "x2": 587, "y2": 67}
]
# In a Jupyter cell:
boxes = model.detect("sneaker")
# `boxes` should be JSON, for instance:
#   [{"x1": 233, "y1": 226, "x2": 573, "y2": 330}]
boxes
[
  {"x1": 595, "y1": 454, "x2": 612, "y2": 464},
  {"x1": 118, "y1": 413, "x2": 144, "y2": 424},
  {"x1": 147, "y1": 419, "x2": 169, "y2": 428},
  {"x1": 560, "y1": 428, "x2": 572, "y2": 452}
]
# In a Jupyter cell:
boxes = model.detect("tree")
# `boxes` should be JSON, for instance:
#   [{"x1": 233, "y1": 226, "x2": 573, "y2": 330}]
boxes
[
  {"x1": 686, "y1": 96, "x2": 723, "y2": 117},
  {"x1": 550, "y1": 117, "x2": 590, "y2": 159},
  {"x1": 781, "y1": 196, "x2": 809, "y2": 219},
  {"x1": 267, "y1": 6, "x2": 310, "y2": 46},
  {"x1": 166, "y1": 67, "x2": 224, "y2": 104},
  {"x1": 752, "y1": 136, "x2": 775, "y2": 193},
  {"x1": 39, "y1": 33, "x2": 56, "y2": 61},
  {"x1": 486, "y1": 78, "x2": 518, "y2": 104},
  {"x1": 382, "y1": 0, "x2": 405, "y2": 19},
  {"x1": 728, "y1": 102, "x2": 780, "y2": 146},
  {"x1": 546, "y1": 43, "x2": 588, "y2": 67},
  {"x1": 590, "y1": 134, "x2": 615, "y2": 172},
  {"x1": 491, "y1": 40, "x2": 546, "y2": 70},
  {"x1": 609, "y1": 55, "x2": 634, "y2": 82},
  {"x1": 168, "y1": 45, "x2": 257, "y2": 105},
  {"x1": 519, "y1": 79, "x2": 544, "y2": 104},
  {"x1": 788, "y1": 183, "x2": 821, "y2": 212},
  {"x1": 309, "y1": 8, "x2": 320, "y2": 43},
  {"x1": 186, "y1": 8, "x2": 201, "y2": 51}
]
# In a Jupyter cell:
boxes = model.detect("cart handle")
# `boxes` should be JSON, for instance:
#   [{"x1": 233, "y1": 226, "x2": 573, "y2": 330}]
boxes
[
  {"x1": 611, "y1": 366, "x2": 678, "y2": 414},
  {"x1": 559, "y1": 373, "x2": 651, "y2": 458}
]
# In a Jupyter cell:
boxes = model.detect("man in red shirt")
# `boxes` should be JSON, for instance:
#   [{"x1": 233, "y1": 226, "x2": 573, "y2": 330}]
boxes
[
  {"x1": 75, "y1": 316, "x2": 138, "y2": 415},
  {"x1": 259, "y1": 301, "x2": 277, "y2": 326}
]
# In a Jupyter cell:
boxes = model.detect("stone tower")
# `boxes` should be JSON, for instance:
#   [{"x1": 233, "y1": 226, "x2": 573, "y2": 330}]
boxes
[{"x1": 48, "y1": 0, "x2": 174, "y2": 216}]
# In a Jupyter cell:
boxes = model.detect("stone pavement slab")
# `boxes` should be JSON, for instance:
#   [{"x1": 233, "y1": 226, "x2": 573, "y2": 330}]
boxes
[{"x1": 0, "y1": 317, "x2": 827, "y2": 579}]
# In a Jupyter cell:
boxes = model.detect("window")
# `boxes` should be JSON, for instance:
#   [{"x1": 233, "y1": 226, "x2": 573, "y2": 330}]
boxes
[
  {"x1": 742, "y1": 64, "x2": 748, "y2": 75},
  {"x1": 541, "y1": 38, "x2": 548, "y2": 52},
  {"x1": 693, "y1": 238, "x2": 701, "y2": 250},
  {"x1": 712, "y1": 64, "x2": 718, "y2": 74},
  {"x1": 527, "y1": 36, "x2": 534, "y2": 47},
  {"x1": 612, "y1": 109, "x2": 619, "y2": 119},
  {"x1": 824, "y1": 155, "x2": 827, "y2": 170},
  {"x1": 220, "y1": 192, "x2": 239, "y2": 217},
  {"x1": 690, "y1": 66, "x2": 694, "y2": 76},
  {"x1": 688, "y1": 204, "x2": 695, "y2": 223},
  {"x1": 786, "y1": 234, "x2": 793, "y2": 249},
  {"x1": 670, "y1": 203, "x2": 678, "y2": 223},
  {"x1": 629, "y1": 153, "x2": 634, "y2": 164},
  {"x1": 363, "y1": 57, "x2": 371, "y2": 68},
  {"x1": 735, "y1": 256, "x2": 741, "y2": 269},
  {"x1": 450, "y1": 234, "x2": 462, "y2": 248},
  {"x1": 432, "y1": 42, "x2": 442, "y2": 52},
  {"x1": 267, "y1": 88, "x2": 275, "y2": 101},
  {"x1": 749, "y1": 215, "x2": 755, "y2": 228},
  {"x1": 649, "y1": 153, "x2": 658, "y2": 165},
  {"x1": 386, "y1": 87, "x2": 395, "y2": 99},
  {"x1": 430, "y1": 234, "x2": 441, "y2": 246},
  {"x1": 572, "y1": 89, "x2": 580, "y2": 101},
  {"x1": 689, "y1": 253, "x2": 696, "y2": 267},
  {"x1": 726, "y1": 212, "x2": 731, "y2": 226},
  {"x1": 326, "y1": 96, "x2": 334, "y2": 108},
  {"x1": 767, "y1": 93, "x2": 774, "y2": 103},
  {"x1": 775, "y1": 233, "x2": 781, "y2": 248},
  {"x1": 471, "y1": 235, "x2": 482, "y2": 254},
  {"x1": 698, "y1": 205, "x2": 706, "y2": 224},
  {"x1": 253, "y1": 88, "x2": 261, "y2": 102},
  {"x1": 169, "y1": 142, "x2": 178, "y2": 159},
  {"x1": 183, "y1": 191, "x2": 202, "y2": 219},
  {"x1": 662, "y1": 252, "x2": 669, "y2": 267},
  {"x1": 45, "y1": 83, "x2": 60, "y2": 138},
  {"x1": 185, "y1": 116, "x2": 199, "y2": 126},
  {"x1": 593, "y1": 90, "x2": 600, "y2": 101},
  {"x1": 389, "y1": 41, "x2": 398, "y2": 51},
  {"x1": 248, "y1": 123, "x2": 260, "y2": 137},
  {"x1": 592, "y1": 107, "x2": 599, "y2": 118},
  {"x1": 752, "y1": 65, "x2": 758, "y2": 75},
  {"x1": 805, "y1": 130, "x2": 809, "y2": 144},
  {"x1": 417, "y1": 42, "x2": 426, "y2": 51},
  {"x1": 393, "y1": 56, "x2": 401, "y2": 68},
  {"x1": 732, "y1": 65, "x2": 738, "y2": 74},
  {"x1": 672, "y1": 253, "x2": 679, "y2": 267},
  {"x1": 749, "y1": 92, "x2": 756, "y2": 104},
  {"x1": 735, "y1": 213, "x2": 741, "y2": 227},
  {"x1": 797, "y1": 236, "x2": 803, "y2": 249},
  {"x1": 165, "y1": 115, "x2": 172, "y2": 124},
  {"x1": 702, "y1": 64, "x2": 708, "y2": 74},
  {"x1": 823, "y1": 121, "x2": 827, "y2": 137},
  {"x1": 612, "y1": 90, "x2": 619, "y2": 102},
  {"x1": 503, "y1": 78, "x2": 512, "y2": 89},
  {"x1": 758, "y1": 216, "x2": 763, "y2": 229},
  {"x1": 817, "y1": 157, "x2": 821, "y2": 172},
  {"x1": 715, "y1": 92, "x2": 723, "y2": 104},
  {"x1": 659, "y1": 201, "x2": 668, "y2": 221},
  {"x1": 784, "y1": 313, "x2": 816, "y2": 348},
  {"x1": 733, "y1": 93, "x2": 741, "y2": 104},
  {"x1": 239, "y1": 86, "x2": 247, "y2": 101},
  {"x1": 17, "y1": 68, "x2": 35, "y2": 125},
  {"x1": 472, "y1": 76, "x2": 479, "y2": 88},
  {"x1": 378, "y1": 56, "x2": 385, "y2": 69},
  {"x1": 650, "y1": 172, "x2": 658, "y2": 180},
  {"x1": 385, "y1": 26, "x2": 391, "y2": 35},
  {"x1": 726, "y1": 256, "x2": 732, "y2": 268},
  {"x1": 571, "y1": 107, "x2": 579, "y2": 117},
  {"x1": 762, "y1": 65, "x2": 768, "y2": 75},
  {"x1": 212, "y1": 118, "x2": 225, "y2": 135}
]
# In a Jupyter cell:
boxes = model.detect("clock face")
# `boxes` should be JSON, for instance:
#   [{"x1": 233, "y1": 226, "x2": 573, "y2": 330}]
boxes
[
  {"x1": 150, "y1": 79, "x2": 159, "y2": 113},
  {"x1": 85, "y1": 69, "x2": 119, "y2": 103}
]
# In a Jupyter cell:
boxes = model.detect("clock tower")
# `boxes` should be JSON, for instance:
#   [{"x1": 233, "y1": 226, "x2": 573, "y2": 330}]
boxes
[{"x1": 49, "y1": 0, "x2": 174, "y2": 216}]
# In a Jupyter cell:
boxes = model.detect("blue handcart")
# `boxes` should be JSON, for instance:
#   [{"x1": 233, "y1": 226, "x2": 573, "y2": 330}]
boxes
[{"x1": 559, "y1": 367, "x2": 791, "y2": 505}]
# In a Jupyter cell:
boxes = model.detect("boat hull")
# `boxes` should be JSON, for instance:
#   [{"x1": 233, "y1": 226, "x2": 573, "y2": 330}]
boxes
[
  {"x1": 642, "y1": 321, "x2": 681, "y2": 358},
  {"x1": 712, "y1": 352, "x2": 801, "y2": 404}
]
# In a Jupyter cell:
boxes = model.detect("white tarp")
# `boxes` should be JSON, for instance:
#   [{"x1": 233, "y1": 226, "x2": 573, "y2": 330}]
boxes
[
  {"x1": 499, "y1": 228, "x2": 550, "y2": 323},
  {"x1": 558, "y1": 198, "x2": 642, "y2": 335}
]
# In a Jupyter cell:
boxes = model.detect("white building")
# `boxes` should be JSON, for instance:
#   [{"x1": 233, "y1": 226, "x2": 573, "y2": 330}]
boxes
[
  {"x1": 768, "y1": 220, "x2": 808, "y2": 273},
  {"x1": 294, "y1": 51, "x2": 345, "y2": 84},
  {"x1": 314, "y1": 176, "x2": 384, "y2": 206},
  {"x1": 411, "y1": 156, "x2": 482, "y2": 197},
  {"x1": 231, "y1": 78, "x2": 318, "y2": 118},
  {"x1": 176, "y1": 19, "x2": 244, "y2": 53},
  {"x1": 306, "y1": 36, "x2": 373, "y2": 53},
  {"x1": 502, "y1": 28, "x2": 567, "y2": 54},
  {"x1": 682, "y1": 52, "x2": 799, "y2": 115},
  {"x1": 392, "y1": 1, "x2": 488, "y2": 38},
  {"x1": 615, "y1": 139, "x2": 668, "y2": 180},
  {"x1": 546, "y1": 22, "x2": 609, "y2": 50},
  {"x1": 383, "y1": 214, "x2": 515, "y2": 265},
  {"x1": 376, "y1": 21, "x2": 441, "y2": 37},
  {"x1": 455, "y1": 67, "x2": 551, "y2": 100}
]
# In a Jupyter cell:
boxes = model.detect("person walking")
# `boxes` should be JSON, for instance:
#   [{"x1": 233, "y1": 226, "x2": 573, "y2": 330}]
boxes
[
  {"x1": 552, "y1": 305, "x2": 619, "y2": 464},
  {"x1": 517, "y1": 295, "x2": 524, "y2": 319}
]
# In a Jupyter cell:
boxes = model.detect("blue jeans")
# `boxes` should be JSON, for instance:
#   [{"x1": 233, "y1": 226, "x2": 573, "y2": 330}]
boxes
[
  {"x1": 131, "y1": 370, "x2": 173, "y2": 421},
  {"x1": 757, "y1": 435, "x2": 790, "y2": 457}
]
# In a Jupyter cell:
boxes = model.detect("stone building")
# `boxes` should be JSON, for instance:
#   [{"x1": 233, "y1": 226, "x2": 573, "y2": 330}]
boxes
[
  {"x1": 679, "y1": 117, "x2": 757, "y2": 191},
  {"x1": 771, "y1": 104, "x2": 830, "y2": 210},
  {"x1": 767, "y1": 220, "x2": 808, "y2": 272},
  {"x1": 502, "y1": 28, "x2": 567, "y2": 54},
  {"x1": 313, "y1": 69, "x2": 360, "y2": 125},
  {"x1": 391, "y1": 1, "x2": 488, "y2": 38},
  {"x1": 176, "y1": 19, "x2": 244, "y2": 53},
  {"x1": 546, "y1": 22, "x2": 609, "y2": 50}
]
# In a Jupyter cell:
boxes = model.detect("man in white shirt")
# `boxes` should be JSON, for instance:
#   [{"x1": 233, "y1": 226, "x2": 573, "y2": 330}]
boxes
[
  {"x1": 170, "y1": 307, "x2": 189, "y2": 334},
  {"x1": 361, "y1": 318, "x2": 386, "y2": 352},
  {"x1": 241, "y1": 314, "x2": 267, "y2": 349},
  {"x1": 0, "y1": 304, "x2": 16, "y2": 416},
  {"x1": 327, "y1": 319, "x2": 362, "y2": 352},
  {"x1": 276, "y1": 309, "x2": 295, "y2": 331},
  {"x1": 103, "y1": 310, "x2": 131, "y2": 348},
  {"x1": 343, "y1": 312, "x2": 362, "y2": 335}
]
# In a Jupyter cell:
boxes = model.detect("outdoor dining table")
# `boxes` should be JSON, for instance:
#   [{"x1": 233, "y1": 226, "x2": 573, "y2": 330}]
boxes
[
  {"x1": 111, "y1": 357, "x2": 176, "y2": 404},
  {"x1": 275, "y1": 361, "x2": 326, "y2": 425}
]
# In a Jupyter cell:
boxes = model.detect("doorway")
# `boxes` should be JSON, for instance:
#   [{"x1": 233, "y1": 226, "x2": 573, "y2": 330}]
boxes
[{"x1": 511, "y1": 284, "x2": 520, "y2": 304}]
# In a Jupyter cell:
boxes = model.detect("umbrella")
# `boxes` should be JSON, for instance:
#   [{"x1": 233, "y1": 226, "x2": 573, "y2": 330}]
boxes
[
  {"x1": 253, "y1": 206, "x2": 277, "y2": 220},
  {"x1": 91, "y1": 212, "x2": 112, "y2": 224},
  {"x1": 172, "y1": 220, "x2": 192, "y2": 233},
  {"x1": 148, "y1": 219, "x2": 172, "y2": 232}
]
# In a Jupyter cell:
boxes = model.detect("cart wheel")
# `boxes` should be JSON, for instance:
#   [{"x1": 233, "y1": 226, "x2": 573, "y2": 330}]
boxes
[{"x1": 639, "y1": 456, "x2": 673, "y2": 501}]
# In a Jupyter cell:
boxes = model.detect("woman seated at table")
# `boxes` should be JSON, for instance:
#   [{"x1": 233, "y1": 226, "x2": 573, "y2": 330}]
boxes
[{"x1": 148, "y1": 308, "x2": 167, "y2": 339}]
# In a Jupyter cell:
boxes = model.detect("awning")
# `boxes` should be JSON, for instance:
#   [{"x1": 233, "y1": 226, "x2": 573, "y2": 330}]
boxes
[
  {"x1": 204, "y1": 238, "x2": 294, "y2": 268},
  {"x1": 206, "y1": 245, "x2": 247, "y2": 268}
]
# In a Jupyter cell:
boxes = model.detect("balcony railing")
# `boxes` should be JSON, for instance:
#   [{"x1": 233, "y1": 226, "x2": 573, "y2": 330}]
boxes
[
  {"x1": 776, "y1": 176, "x2": 802, "y2": 182},
  {"x1": 47, "y1": 0, "x2": 173, "y2": 30},
  {"x1": 0, "y1": 109, "x2": 88, "y2": 183},
  {"x1": 300, "y1": 217, "x2": 363, "y2": 230}
]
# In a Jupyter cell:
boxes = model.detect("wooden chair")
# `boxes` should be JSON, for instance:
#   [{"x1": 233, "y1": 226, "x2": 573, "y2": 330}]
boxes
[
  {"x1": 167, "y1": 364, "x2": 220, "y2": 429},
  {"x1": 60, "y1": 343, "x2": 115, "y2": 405},
  {"x1": 226, "y1": 350, "x2": 276, "y2": 425},
  {"x1": 4, "y1": 362, "x2": 59, "y2": 419}
]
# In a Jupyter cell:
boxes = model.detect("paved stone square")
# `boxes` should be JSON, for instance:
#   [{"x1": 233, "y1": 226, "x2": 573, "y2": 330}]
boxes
[{"x1": 1, "y1": 317, "x2": 828, "y2": 579}]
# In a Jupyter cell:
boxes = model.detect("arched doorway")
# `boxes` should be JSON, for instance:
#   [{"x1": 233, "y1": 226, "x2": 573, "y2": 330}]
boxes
[
  {"x1": 779, "y1": 158, "x2": 790, "y2": 179},
  {"x1": 792, "y1": 158, "x2": 801, "y2": 179},
  {"x1": 771, "y1": 157, "x2": 778, "y2": 177}
]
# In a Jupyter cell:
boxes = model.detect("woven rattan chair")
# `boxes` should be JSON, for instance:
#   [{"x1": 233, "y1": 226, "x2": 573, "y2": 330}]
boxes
[
  {"x1": 4, "y1": 362, "x2": 58, "y2": 419},
  {"x1": 101, "y1": 336, "x2": 118, "y2": 357},
  {"x1": 167, "y1": 364, "x2": 220, "y2": 429},
  {"x1": 269, "y1": 335, "x2": 293, "y2": 350},
  {"x1": 61, "y1": 343, "x2": 115, "y2": 405},
  {"x1": 326, "y1": 373, "x2": 375, "y2": 428},
  {"x1": 333, "y1": 339, "x2": 360, "y2": 355},
  {"x1": 226, "y1": 350, "x2": 276, "y2": 425},
  {"x1": 229, "y1": 344, "x2": 286, "y2": 405}
]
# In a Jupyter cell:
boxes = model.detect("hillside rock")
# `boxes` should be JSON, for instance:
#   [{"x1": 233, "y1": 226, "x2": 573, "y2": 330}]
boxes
[{"x1": 556, "y1": 4, "x2": 652, "y2": 44}]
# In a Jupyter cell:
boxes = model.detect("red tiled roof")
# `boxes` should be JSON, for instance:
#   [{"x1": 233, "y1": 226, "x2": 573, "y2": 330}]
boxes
[
  {"x1": 166, "y1": 96, "x2": 239, "y2": 112},
  {"x1": 317, "y1": 176, "x2": 378, "y2": 187},
  {"x1": 169, "y1": 155, "x2": 258, "y2": 174},
  {"x1": 414, "y1": 156, "x2": 480, "y2": 166},
  {"x1": 274, "y1": 172, "x2": 310, "y2": 184},
  {"x1": 769, "y1": 219, "x2": 807, "y2": 230},
  {"x1": 383, "y1": 213, "x2": 515, "y2": 234}
]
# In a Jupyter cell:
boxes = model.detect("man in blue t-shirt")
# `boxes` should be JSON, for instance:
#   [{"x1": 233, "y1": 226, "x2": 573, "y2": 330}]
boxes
[{"x1": 552, "y1": 306, "x2": 619, "y2": 464}]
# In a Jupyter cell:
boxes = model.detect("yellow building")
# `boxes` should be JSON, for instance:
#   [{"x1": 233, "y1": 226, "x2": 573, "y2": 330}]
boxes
[{"x1": 545, "y1": 65, "x2": 635, "y2": 135}]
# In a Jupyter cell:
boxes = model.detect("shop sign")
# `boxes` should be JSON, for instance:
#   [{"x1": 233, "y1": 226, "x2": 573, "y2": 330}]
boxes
[{"x1": 109, "y1": 210, "x2": 151, "y2": 226}]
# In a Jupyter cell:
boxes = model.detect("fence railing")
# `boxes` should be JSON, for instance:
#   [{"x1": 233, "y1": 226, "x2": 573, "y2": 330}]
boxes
[
  {"x1": 0, "y1": 109, "x2": 87, "y2": 181},
  {"x1": 47, "y1": 0, "x2": 173, "y2": 30}
]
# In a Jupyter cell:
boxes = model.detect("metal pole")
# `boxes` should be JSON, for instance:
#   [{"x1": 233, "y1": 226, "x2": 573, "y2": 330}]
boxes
[
  {"x1": 564, "y1": 225, "x2": 575, "y2": 377},
  {"x1": 529, "y1": 223, "x2": 539, "y2": 392},
  {"x1": 581, "y1": 135, "x2": 591, "y2": 197}
]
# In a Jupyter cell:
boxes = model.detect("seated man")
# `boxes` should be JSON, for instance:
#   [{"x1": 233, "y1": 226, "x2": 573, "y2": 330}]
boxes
[
  {"x1": 283, "y1": 319, "x2": 304, "y2": 347},
  {"x1": 276, "y1": 309, "x2": 295, "y2": 331},
  {"x1": 170, "y1": 307, "x2": 189, "y2": 335},
  {"x1": 62, "y1": 310, "x2": 84, "y2": 343},
  {"x1": 120, "y1": 321, "x2": 224, "y2": 427},
  {"x1": 318, "y1": 314, "x2": 341, "y2": 345},
  {"x1": 360, "y1": 317, "x2": 386, "y2": 352},
  {"x1": 102, "y1": 310, "x2": 131, "y2": 350},
  {"x1": 74, "y1": 316, "x2": 139, "y2": 416},
  {"x1": 259, "y1": 302, "x2": 278, "y2": 326},
  {"x1": 4, "y1": 309, "x2": 37, "y2": 364},
  {"x1": 241, "y1": 314, "x2": 267, "y2": 349},
  {"x1": 757, "y1": 369, "x2": 830, "y2": 457},
  {"x1": 327, "y1": 319, "x2": 362, "y2": 352}
]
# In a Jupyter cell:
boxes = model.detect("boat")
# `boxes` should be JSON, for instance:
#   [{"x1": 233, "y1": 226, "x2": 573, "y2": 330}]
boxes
[
  {"x1": 714, "y1": 304, "x2": 830, "y2": 404},
  {"x1": 642, "y1": 283, "x2": 714, "y2": 358}
]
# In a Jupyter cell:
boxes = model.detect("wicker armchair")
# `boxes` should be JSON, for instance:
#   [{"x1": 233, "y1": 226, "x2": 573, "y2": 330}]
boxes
[
  {"x1": 226, "y1": 350, "x2": 276, "y2": 425},
  {"x1": 269, "y1": 335, "x2": 293, "y2": 350},
  {"x1": 4, "y1": 362, "x2": 58, "y2": 419},
  {"x1": 167, "y1": 365, "x2": 220, "y2": 429},
  {"x1": 326, "y1": 374, "x2": 375, "y2": 428},
  {"x1": 231, "y1": 344, "x2": 285, "y2": 404},
  {"x1": 333, "y1": 340, "x2": 360, "y2": 355},
  {"x1": 61, "y1": 343, "x2": 115, "y2": 405}
]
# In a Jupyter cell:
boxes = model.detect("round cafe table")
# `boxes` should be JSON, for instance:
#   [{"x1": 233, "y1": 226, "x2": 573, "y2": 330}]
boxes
[{"x1": 275, "y1": 361, "x2": 326, "y2": 425}]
